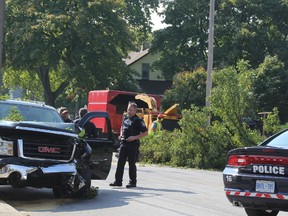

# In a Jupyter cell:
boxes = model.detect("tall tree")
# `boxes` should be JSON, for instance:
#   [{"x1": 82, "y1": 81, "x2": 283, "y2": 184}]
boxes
[
  {"x1": 215, "y1": 0, "x2": 288, "y2": 69},
  {"x1": 151, "y1": 0, "x2": 288, "y2": 78},
  {"x1": 253, "y1": 56, "x2": 288, "y2": 123},
  {"x1": 3, "y1": 0, "x2": 159, "y2": 106},
  {"x1": 151, "y1": 0, "x2": 210, "y2": 79}
]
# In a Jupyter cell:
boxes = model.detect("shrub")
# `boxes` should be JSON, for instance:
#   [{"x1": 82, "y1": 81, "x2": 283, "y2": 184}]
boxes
[
  {"x1": 140, "y1": 61, "x2": 283, "y2": 170},
  {"x1": 140, "y1": 130, "x2": 176, "y2": 164}
]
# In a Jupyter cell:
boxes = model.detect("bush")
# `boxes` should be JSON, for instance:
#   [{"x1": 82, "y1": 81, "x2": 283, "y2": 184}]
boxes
[
  {"x1": 262, "y1": 107, "x2": 281, "y2": 136},
  {"x1": 140, "y1": 130, "x2": 177, "y2": 164},
  {"x1": 172, "y1": 107, "x2": 262, "y2": 170},
  {"x1": 140, "y1": 106, "x2": 264, "y2": 170},
  {"x1": 140, "y1": 61, "x2": 283, "y2": 170}
]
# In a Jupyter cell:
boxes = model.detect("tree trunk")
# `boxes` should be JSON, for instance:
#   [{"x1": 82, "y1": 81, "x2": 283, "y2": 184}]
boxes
[
  {"x1": 36, "y1": 65, "x2": 55, "y2": 106},
  {"x1": 36, "y1": 65, "x2": 69, "y2": 107}
]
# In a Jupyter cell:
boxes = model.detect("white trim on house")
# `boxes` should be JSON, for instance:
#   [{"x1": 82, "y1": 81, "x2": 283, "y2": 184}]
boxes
[{"x1": 124, "y1": 49, "x2": 164, "y2": 81}]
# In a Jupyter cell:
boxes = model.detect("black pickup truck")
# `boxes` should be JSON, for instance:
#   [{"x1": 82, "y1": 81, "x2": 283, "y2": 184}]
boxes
[{"x1": 0, "y1": 100, "x2": 114, "y2": 198}]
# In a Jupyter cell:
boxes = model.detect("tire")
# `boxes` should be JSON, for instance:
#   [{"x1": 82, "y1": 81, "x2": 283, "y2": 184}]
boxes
[
  {"x1": 245, "y1": 208, "x2": 279, "y2": 216},
  {"x1": 74, "y1": 169, "x2": 91, "y2": 198},
  {"x1": 52, "y1": 170, "x2": 91, "y2": 199},
  {"x1": 52, "y1": 184, "x2": 73, "y2": 198}
]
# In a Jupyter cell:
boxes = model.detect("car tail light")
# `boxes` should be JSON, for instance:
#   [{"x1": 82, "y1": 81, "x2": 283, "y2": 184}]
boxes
[
  {"x1": 228, "y1": 155, "x2": 288, "y2": 167},
  {"x1": 228, "y1": 155, "x2": 252, "y2": 166}
]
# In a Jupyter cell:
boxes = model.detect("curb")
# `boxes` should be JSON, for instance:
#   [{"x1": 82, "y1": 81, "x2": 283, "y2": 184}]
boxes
[{"x1": 0, "y1": 201, "x2": 22, "y2": 215}]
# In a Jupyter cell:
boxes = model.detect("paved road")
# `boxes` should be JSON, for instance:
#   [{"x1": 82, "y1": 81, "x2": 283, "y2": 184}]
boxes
[{"x1": 1, "y1": 163, "x2": 288, "y2": 216}]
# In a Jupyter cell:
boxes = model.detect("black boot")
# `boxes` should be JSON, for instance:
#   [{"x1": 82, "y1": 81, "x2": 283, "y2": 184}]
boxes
[{"x1": 109, "y1": 182, "x2": 122, "y2": 187}]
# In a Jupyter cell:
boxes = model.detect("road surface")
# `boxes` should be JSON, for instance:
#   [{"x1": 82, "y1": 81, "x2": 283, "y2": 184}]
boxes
[{"x1": 1, "y1": 162, "x2": 287, "y2": 216}]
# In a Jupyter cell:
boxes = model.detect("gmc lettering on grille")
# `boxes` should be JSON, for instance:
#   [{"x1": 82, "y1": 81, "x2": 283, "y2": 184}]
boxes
[{"x1": 38, "y1": 146, "x2": 61, "y2": 154}]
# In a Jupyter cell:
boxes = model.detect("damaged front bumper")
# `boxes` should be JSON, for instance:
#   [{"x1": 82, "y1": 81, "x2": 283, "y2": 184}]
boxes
[{"x1": 0, "y1": 162, "x2": 77, "y2": 180}]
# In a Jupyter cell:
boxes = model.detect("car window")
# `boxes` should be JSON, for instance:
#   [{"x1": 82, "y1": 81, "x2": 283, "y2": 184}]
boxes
[
  {"x1": 0, "y1": 103, "x2": 63, "y2": 123},
  {"x1": 263, "y1": 130, "x2": 288, "y2": 148}
]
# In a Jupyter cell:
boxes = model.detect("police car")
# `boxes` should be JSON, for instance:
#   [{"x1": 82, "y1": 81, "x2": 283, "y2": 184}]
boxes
[{"x1": 223, "y1": 128, "x2": 288, "y2": 216}]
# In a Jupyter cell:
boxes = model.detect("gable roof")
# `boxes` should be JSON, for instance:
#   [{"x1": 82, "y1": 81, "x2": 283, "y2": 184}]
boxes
[{"x1": 124, "y1": 49, "x2": 150, "y2": 66}]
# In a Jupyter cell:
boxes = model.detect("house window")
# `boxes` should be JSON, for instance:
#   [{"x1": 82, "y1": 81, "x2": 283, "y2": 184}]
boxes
[{"x1": 142, "y1": 63, "x2": 150, "y2": 80}]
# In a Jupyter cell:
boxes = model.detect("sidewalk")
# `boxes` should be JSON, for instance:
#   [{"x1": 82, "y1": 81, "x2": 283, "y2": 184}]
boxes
[{"x1": 0, "y1": 200, "x2": 22, "y2": 216}]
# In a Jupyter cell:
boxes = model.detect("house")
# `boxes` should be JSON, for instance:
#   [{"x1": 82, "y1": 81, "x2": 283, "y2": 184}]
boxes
[{"x1": 124, "y1": 44, "x2": 172, "y2": 95}]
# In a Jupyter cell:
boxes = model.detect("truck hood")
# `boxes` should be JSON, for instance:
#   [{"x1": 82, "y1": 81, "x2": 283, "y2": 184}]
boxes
[{"x1": 0, "y1": 121, "x2": 78, "y2": 138}]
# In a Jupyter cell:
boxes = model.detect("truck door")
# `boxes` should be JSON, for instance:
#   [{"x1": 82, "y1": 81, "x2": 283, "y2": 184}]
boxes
[{"x1": 77, "y1": 111, "x2": 114, "y2": 180}]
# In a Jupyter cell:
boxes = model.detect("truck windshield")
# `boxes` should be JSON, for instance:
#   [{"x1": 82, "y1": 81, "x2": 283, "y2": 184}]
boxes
[{"x1": 0, "y1": 103, "x2": 63, "y2": 123}]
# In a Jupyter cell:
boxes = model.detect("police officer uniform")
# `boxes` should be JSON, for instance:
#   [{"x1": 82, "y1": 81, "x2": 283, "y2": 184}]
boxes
[{"x1": 113, "y1": 114, "x2": 148, "y2": 187}]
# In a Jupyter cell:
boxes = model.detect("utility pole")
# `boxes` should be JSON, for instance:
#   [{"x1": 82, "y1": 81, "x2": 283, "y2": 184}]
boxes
[
  {"x1": 0, "y1": 0, "x2": 4, "y2": 73},
  {"x1": 206, "y1": 0, "x2": 215, "y2": 125}
]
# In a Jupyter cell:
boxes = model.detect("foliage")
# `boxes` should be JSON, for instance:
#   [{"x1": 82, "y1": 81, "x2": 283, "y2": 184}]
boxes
[
  {"x1": 0, "y1": 95, "x2": 10, "y2": 101},
  {"x1": 140, "y1": 130, "x2": 176, "y2": 164},
  {"x1": 216, "y1": 0, "x2": 288, "y2": 69},
  {"x1": 0, "y1": 85, "x2": 10, "y2": 99},
  {"x1": 141, "y1": 105, "x2": 263, "y2": 170},
  {"x1": 3, "y1": 0, "x2": 159, "y2": 106},
  {"x1": 80, "y1": 186, "x2": 99, "y2": 199},
  {"x1": 262, "y1": 107, "x2": 281, "y2": 136},
  {"x1": 161, "y1": 67, "x2": 206, "y2": 111},
  {"x1": 176, "y1": 107, "x2": 262, "y2": 169},
  {"x1": 141, "y1": 63, "x2": 273, "y2": 170},
  {"x1": 3, "y1": 68, "x2": 45, "y2": 101},
  {"x1": 151, "y1": 0, "x2": 210, "y2": 79},
  {"x1": 252, "y1": 55, "x2": 288, "y2": 123},
  {"x1": 151, "y1": 0, "x2": 288, "y2": 79},
  {"x1": 210, "y1": 60, "x2": 261, "y2": 146},
  {"x1": 124, "y1": 0, "x2": 159, "y2": 40}
]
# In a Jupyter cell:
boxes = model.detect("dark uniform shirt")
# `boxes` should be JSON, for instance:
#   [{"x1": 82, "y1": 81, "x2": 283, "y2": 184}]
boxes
[{"x1": 121, "y1": 115, "x2": 147, "y2": 144}]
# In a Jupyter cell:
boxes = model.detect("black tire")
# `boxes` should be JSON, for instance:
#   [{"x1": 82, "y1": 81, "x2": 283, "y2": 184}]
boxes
[
  {"x1": 74, "y1": 169, "x2": 91, "y2": 198},
  {"x1": 52, "y1": 170, "x2": 91, "y2": 199},
  {"x1": 245, "y1": 208, "x2": 279, "y2": 216},
  {"x1": 52, "y1": 184, "x2": 73, "y2": 198}
]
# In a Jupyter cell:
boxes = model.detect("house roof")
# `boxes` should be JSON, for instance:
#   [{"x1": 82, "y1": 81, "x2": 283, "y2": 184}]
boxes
[{"x1": 124, "y1": 49, "x2": 150, "y2": 66}]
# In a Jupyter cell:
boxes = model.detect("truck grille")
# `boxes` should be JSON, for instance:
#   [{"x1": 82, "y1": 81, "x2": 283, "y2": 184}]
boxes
[{"x1": 19, "y1": 136, "x2": 76, "y2": 162}]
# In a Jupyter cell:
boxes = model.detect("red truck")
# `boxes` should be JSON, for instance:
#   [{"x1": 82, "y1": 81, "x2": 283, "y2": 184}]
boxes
[{"x1": 87, "y1": 90, "x2": 162, "y2": 136}]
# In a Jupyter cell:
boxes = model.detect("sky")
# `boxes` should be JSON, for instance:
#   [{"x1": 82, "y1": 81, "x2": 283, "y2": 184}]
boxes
[
  {"x1": 151, "y1": 13, "x2": 167, "y2": 31},
  {"x1": 150, "y1": 4, "x2": 168, "y2": 31}
]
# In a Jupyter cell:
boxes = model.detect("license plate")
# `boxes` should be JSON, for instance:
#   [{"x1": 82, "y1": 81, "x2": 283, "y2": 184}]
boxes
[{"x1": 255, "y1": 180, "x2": 275, "y2": 193}]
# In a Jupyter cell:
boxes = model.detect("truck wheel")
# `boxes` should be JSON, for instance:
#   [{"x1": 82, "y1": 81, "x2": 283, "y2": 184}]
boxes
[
  {"x1": 73, "y1": 169, "x2": 91, "y2": 198},
  {"x1": 52, "y1": 184, "x2": 73, "y2": 198},
  {"x1": 52, "y1": 170, "x2": 91, "y2": 198},
  {"x1": 245, "y1": 208, "x2": 279, "y2": 216}
]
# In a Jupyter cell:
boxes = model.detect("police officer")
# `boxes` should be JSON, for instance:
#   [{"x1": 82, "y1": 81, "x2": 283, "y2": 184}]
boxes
[{"x1": 109, "y1": 102, "x2": 148, "y2": 188}]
